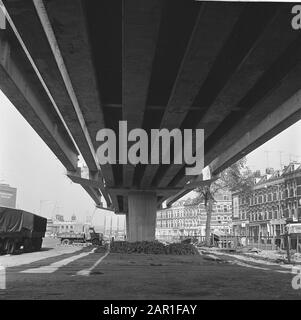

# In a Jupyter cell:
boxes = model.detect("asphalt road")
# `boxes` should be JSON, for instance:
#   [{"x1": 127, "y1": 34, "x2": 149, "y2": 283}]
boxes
[{"x1": 0, "y1": 237, "x2": 300, "y2": 299}]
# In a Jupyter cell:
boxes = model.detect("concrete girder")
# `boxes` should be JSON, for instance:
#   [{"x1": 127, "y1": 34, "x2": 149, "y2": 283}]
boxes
[
  {"x1": 3, "y1": 0, "x2": 100, "y2": 173},
  {"x1": 166, "y1": 82, "x2": 301, "y2": 206},
  {"x1": 205, "y1": 44, "x2": 301, "y2": 170},
  {"x1": 122, "y1": 0, "x2": 162, "y2": 187},
  {"x1": 81, "y1": 185, "x2": 102, "y2": 207},
  {"x1": 159, "y1": 5, "x2": 300, "y2": 189},
  {"x1": 209, "y1": 85, "x2": 301, "y2": 175},
  {"x1": 140, "y1": 2, "x2": 243, "y2": 188},
  {"x1": 67, "y1": 170, "x2": 111, "y2": 208},
  {"x1": 33, "y1": 0, "x2": 100, "y2": 172},
  {"x1": 196, "y1": 7, "x2": 297, "y2": 141},
  {"x1": 43, "y1": 0, "x2": 118, "y2": 210},
  {"x1": 42, "y1": 0, "x2": 115, "y2": 188},
  {"x1": 0, "y1": 32, "x2": 79, "y2": 172}
]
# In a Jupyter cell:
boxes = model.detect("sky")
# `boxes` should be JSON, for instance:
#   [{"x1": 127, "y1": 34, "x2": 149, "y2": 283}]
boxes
[
  {"x1": 0, "y1": 90, "x2": 122, "y2": 229},
  {"x1": 0, "y1": 89, "x2": 300, "y2": 226}
]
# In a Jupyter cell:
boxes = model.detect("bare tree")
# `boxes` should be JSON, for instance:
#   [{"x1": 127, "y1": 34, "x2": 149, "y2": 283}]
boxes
[{"x1": 190, "y1": 158, "x2": 254, "y2": 246}]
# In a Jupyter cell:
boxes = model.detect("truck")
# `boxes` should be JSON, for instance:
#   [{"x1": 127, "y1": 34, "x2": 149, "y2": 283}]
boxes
[
  {"x1": 0, "y1": 206, "x2": 47, "y2": 254},
  {"x1": 58, "y1": 225, "x2": 103, "y2": 246}
]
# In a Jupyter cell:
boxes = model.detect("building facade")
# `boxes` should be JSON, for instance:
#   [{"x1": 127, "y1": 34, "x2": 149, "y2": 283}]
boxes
[
  {"x1": 156, "y1": 191, "x2": 232, "y2": 242},
  {"x1": 46, "y1": 216, "x2": 84, "y2": 235},
  {"x1": 0, "y1": 183, "x2": 17, "y2": 208},
  {"x1": 232, "y1": 162, "x2": 301, "y2": 241}
]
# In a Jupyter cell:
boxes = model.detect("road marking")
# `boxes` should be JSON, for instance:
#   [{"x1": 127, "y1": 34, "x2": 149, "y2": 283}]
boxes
[
  {"x1": 76, "y1": 251, "x2": 110, "y2": 276},
  {"x1": 229, "y1": 260, "x2": 271, "y2": 271},
  {"x1": 21, "y1": 248, "x2": 97, "y2": 274}
]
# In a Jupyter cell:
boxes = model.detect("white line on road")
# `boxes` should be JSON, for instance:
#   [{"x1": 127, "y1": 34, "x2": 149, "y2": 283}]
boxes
[
  {"x1": 229, "y1": 260, "x2": 271, "y2": 271},
  {"x1": 21, "y1": 248, "x2": 97, "y2": 274},
  {"x1": 76, "y1": 251, "x2": 110, "y2": 276},
  {"x1": 230, "y1": 260, "x2": 292, "y2": 274}
]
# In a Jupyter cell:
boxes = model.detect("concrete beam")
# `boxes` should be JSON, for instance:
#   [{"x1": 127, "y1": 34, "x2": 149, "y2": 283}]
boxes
[
  {"x1": 206, "y1": 45, "x2": 301, "y2": 170},
  {"x1": 166, "y1": 83, "x2": 301, "y2": 206},
  {"x1": 3, "y1": 0, "x2": 101, "y2": 172},
  {"x1": 43, "y1": 0, "x2": 115, "y2": 187},
  {"x1": 141, "y1": 3, "x2": 242, "y2": 188},
  {"x1": 209, "y1": 86, "x2": 301, "y2": 175},
  {"x1": 0, "y1": 32, "x2": 78, "y2": 171},
  {"x1": 67, "y1": 170, "x2": 111, "y2": 207},
  {"x1": 81, "y1": 185, "x2": 103, "y2": 207},
  {"x1": 197, "y1": 8, "x2": 297, "y2": 141},
  {"x1": 158, "y1": 6, "x2": 300, "y2": 189},
  {"x1": 122, "y1": 0, "x2": 162, "y2": 187},
  {"x1": 33, "y1": 0, "x2": 100, "y2": 172}
]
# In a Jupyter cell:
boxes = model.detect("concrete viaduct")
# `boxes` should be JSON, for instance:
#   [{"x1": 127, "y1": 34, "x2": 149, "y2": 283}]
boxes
[{"x1": 0, "y1": 0, "x2": 300, "y2": 241}]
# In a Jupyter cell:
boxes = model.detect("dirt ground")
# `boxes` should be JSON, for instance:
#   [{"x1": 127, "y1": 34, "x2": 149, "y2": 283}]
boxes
[{"x1": 0, "y1": 238, "x2": 300, "y2": 299}]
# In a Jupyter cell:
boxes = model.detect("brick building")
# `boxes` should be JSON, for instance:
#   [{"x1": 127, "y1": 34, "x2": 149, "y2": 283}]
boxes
[
  {"x1": 232, "y1": 162, "x2": 301, "y2": 241},
  {"x1": 156, "y1": 191, "x2": 232, "y2": 242}
]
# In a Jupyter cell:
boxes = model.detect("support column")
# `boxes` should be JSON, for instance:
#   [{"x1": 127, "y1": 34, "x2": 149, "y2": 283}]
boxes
[{"x1": 127, "y1": 191, "x2": 157, "y2": 242}]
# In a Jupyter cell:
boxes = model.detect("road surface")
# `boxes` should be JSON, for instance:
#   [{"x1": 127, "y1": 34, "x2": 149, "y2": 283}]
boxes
[{"x1": 0, "y1": 238, "x2": 300, "y2": 299}]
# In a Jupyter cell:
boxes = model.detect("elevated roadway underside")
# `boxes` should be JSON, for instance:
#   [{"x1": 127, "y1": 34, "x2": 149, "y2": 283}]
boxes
[{"x1": 1, "y1": 0, "x2": 301, "y2": 240}]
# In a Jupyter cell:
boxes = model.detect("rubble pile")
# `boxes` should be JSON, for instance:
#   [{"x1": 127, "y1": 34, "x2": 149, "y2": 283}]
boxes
[{"x1": 109, "y1": 241, "x2": 199, "y2": 255}]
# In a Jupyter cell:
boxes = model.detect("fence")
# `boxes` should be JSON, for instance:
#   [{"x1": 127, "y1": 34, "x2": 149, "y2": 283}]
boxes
[{"x1": 181, "y1": 235, "x2": 292, "y2": 251}]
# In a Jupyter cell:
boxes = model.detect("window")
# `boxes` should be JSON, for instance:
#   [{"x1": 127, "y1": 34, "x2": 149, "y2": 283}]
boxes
[{"x1": 258, "y1": 195, "x2": 262, "y2": 204}]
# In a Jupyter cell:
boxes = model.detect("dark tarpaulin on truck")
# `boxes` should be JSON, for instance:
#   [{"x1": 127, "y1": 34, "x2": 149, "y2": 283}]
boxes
[
  {"x1": 0, "y1": 207, "x2": 37, "y2": 233},
  {"x1": 33, "y1": 214, "x2": 47, "y2": 233}
]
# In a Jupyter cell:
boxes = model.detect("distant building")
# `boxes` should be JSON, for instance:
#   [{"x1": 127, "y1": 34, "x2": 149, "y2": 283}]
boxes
[
  {"x1": 71, "y1": 214, "x2": 77, "y2": 221},
  {"x1": 0, "y1": 183, "x2": 17, "y2": 208},
  {"x1": 232, "y1": 162, "x2": 301, "y2": 242},
  {"x1": 46, "y1": 218, "x2": 54, "y2": 235},
  {"x1": 52, "y1": 220, "x2": 84, "y2": 234},
  {"x1": 55, "y1": 214, "x2": 64, "y2": 222},
  {"x1": 156, "y1": 190, "x2": 232, "y2": 242}
]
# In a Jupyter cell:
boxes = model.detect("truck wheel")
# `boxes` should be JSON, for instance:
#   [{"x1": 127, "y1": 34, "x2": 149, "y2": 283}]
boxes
[
  {"x1": 92, "y1": 239, "x2": 100, "y2": 246},
  {"x1": 61, "y1": 239, "x2": 70, "y2": 246},
  {"x1": 7, "y1": 240, "x2": 16, "y2": 255},
  {"x1": 24, "y1": 239, "x2": 33, "y2": 253},
  {"x1": 3, "y1": 239, "x2": 10, "y2": 254}
]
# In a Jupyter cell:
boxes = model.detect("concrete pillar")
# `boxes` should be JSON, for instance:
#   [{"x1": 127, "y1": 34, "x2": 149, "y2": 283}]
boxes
[{"x1": 127, "y1": 191, "x2": 157, "y2": 242}]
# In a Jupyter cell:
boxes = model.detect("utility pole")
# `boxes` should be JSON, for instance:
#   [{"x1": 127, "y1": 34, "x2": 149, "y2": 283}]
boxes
[
  {"x1": 124, "y1": 216, "x2": 126, "y2": 239},
  {"x1": 104, "y1": 215, "x2": 107, "y2": 236},
  {"x1": 110, "y1": 215, "x2": 113, "y2": 238},
  {"x1": 264, "y1": 150, "x2": 272, "y2": 169},
  {"x1": 278, "y1": 151, "x2": 284, "y2": 170},
  {"x1": 117, "y1": 216, "x2": 119, "y2": 238}
]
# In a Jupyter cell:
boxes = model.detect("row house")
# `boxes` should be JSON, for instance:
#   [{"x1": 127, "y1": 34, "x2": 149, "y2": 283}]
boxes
[
  {"x1": 156, "y1": 191, "x2": 232, "y2": 242},
  {"x1": 232, "y1": 162, "x2": 301, "y2": 241}
]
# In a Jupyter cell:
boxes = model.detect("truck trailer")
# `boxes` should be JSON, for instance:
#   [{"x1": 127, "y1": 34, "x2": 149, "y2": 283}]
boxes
[
  {"x1": 0, "y1": 206, "x2": 47, "y2": 254},
  {"x1": 58, "y1": 225, "x2": 103, "y2": 246}
]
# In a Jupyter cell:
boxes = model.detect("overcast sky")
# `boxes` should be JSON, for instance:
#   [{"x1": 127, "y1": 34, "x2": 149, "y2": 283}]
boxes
[{"x1": 0, "y1": 90, "x2": 300, "y2": 225}]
